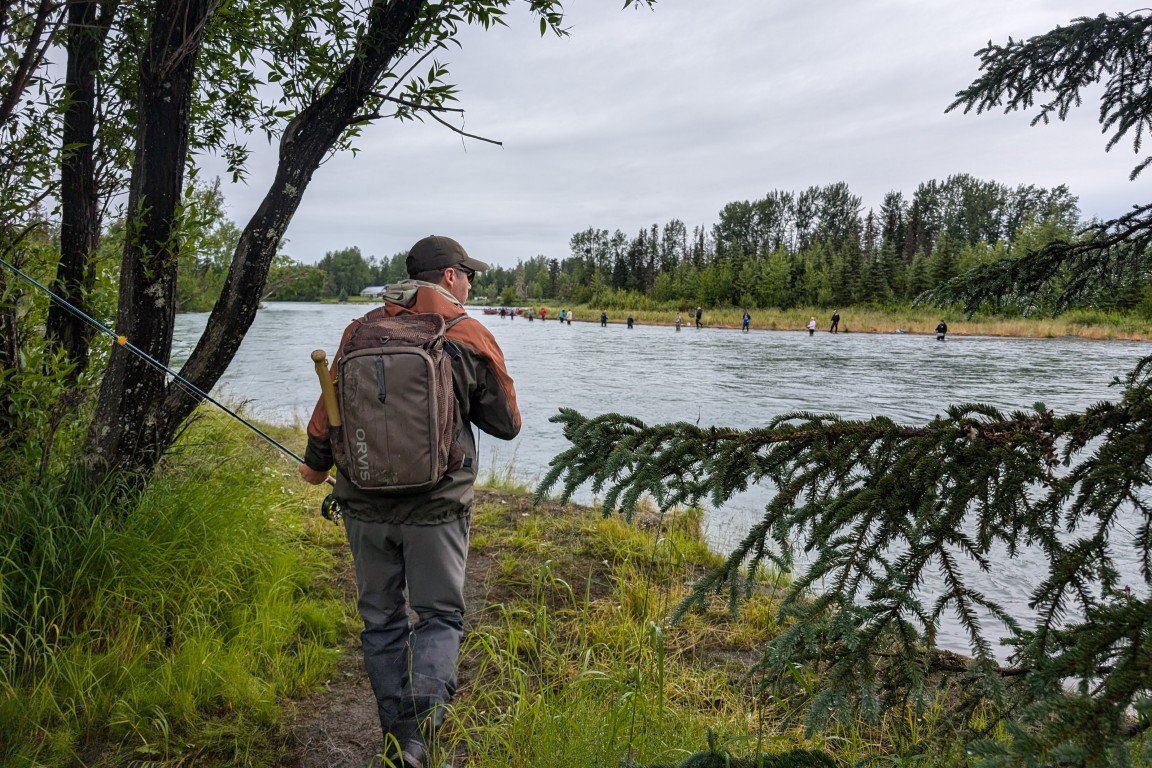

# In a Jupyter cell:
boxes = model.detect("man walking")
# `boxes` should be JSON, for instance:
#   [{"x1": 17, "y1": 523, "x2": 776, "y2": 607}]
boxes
[{"x1": 299, "y1": 235, "x2": 521, "y2": 767}]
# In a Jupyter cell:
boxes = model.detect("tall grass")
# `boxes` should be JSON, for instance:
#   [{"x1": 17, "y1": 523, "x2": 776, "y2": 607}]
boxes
[
  {"x1": 438, "y1": 503, "x2": 827, "y2": 767},
  {"x1": 0, "y1": 407, "x2": 1014, "y2": 766},
  {"x1": 478, "y1": 453, "x2": 535, "y2": 494},
  {"x1": 541, "y1": 303, "x2": 1152, "y2": 340},
  {"x1": 0, "y1": 412, "x2": 346, "y2": 766},
  {"x1": 441, "y1": 499, "x2": 995, "y2": 767}
]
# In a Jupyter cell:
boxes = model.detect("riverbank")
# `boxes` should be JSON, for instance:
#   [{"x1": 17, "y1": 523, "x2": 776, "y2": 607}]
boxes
[
  {"x1": 501, "y1": 304, "x2": 1152, "y2": 341},
  {"x1": 284, "y1": 478, "x2": 956, "y2": 768},
  {"x1": 0, "y1": 413, "x2": 973, "y2": 767},
  {"x1": 321, "y1": 296, "x2": 1152, "y2": 340}
]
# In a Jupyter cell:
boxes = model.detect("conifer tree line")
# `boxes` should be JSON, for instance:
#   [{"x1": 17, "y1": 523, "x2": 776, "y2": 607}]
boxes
[
  {"x1": 472, "y1": 174, "x2": 1080, "y2": 311},
  {"x1": 257, "y1": 173, "x2": 1084, "y2": 312}
]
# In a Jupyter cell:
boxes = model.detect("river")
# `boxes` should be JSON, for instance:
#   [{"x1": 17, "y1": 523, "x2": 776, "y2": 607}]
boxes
[{"x1": 174, "y1": 302, "x2": 1151, "y2": 656}]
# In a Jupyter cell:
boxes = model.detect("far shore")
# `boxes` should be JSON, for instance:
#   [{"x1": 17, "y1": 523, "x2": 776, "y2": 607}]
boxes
[
  {"x1": 480, "y1": 304, "x2": 1152, "y2": 342},
  {"x1": 318, "y1": 297, "x2": 1152, "y2": 342}
]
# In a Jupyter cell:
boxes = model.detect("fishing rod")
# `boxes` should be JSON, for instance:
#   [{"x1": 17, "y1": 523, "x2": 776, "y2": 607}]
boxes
[{"x1": 0, "y1": 255, "x2": 314, "y2": 469}]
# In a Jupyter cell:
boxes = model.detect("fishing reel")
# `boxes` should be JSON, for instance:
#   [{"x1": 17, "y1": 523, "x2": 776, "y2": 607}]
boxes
[{"x1": 321, "y1": 494, "x2": 342, "y2": 524}]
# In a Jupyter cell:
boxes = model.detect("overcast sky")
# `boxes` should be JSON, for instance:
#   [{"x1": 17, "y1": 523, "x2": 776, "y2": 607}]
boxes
[{"x1": 203, "y1": 0, "x2": 1144, "y2": 269}]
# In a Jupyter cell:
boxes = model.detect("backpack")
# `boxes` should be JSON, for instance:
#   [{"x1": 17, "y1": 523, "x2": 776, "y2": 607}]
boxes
[{"x1": 329, "y1": 309, "x2": 466, "y2": 494}]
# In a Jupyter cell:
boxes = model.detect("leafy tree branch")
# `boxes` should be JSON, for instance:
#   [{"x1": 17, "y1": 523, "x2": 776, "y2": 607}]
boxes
[{"x1": 360, "y1": 94, "x2": 502, "y2": 145}]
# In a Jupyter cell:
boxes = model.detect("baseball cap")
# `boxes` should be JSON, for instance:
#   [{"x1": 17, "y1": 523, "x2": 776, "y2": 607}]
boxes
[{"x1": 405, "y1": 235, "x2": 489, "y2": 276}]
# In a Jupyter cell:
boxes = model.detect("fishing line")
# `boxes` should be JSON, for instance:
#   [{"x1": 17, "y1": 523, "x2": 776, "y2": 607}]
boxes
[{"x1": 0, "y1": 256, "x2": 307, "y2": 465}]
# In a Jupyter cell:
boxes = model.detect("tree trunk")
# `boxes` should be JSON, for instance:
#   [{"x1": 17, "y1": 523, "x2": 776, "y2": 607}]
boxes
[
  {"x1": 177, "y1": 0, "x2": 424, "y2": 395},
  {"x1": 48, "y1": 0, "x2": 114, "y2": 375},
  {"x1": 84, "y1": 0, "x2": 424, "y2": 486},
  {"x1": 84, "y1": 0, "x2": 211, "y2": 483}
]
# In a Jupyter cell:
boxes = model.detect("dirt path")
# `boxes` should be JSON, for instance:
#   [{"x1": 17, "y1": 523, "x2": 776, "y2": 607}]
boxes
[{"x1": 282, "y1": 490, "x2": 576, "y2": 768}]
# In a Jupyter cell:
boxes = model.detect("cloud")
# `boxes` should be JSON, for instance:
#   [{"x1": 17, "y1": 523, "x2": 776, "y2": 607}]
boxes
[{"x1": 204, "y1": 0, "x2": 1141, "y2": 267}]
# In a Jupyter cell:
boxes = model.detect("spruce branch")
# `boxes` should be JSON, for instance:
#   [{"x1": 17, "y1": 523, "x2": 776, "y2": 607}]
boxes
[
  {"x1": 947, "y1": 12, "x2": 1152, "y2": 180},
  {"x1": 920, "y1": 203, "x2": 1152, "y2": 315},
  {"x1": 537, "y1": 354, "x2": 1152, "y2": 756},
  {"x1": 933, "y1": 11, "x2": 1152, "y2": 320}
]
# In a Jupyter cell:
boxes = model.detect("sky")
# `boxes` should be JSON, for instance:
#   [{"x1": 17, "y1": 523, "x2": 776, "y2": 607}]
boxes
[{"x1": 203, "y1": 0, "x2": 1146, "y2": 269}]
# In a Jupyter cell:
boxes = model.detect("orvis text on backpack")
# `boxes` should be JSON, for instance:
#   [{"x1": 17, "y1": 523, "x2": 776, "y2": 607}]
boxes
[{"x1": 329, "y1": 310, "x2": 466, "y2": 494}]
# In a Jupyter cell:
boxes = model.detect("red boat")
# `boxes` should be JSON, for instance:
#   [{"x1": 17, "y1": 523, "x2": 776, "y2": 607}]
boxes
[{"x1": 482, "y1": 307, "x2": 530, "y2": 316}]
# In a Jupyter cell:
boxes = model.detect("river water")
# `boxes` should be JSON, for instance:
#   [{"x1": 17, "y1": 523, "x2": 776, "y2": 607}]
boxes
[{"x1": 174, "y1": 302, "x2": 1151, "y2": 656}]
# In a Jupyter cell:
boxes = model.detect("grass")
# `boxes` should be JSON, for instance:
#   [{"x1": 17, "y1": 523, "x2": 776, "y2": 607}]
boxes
[
  {"x1": 530, "y1": 304, "x2": 1152, "y2": 340},
  {"x1": 433, "y1": 492, "x2": 984, "y2": 767},
  {"x1": 478, "y1": 454, "x2": 535, "y2": 494},
  {"x1": 310, "y1": 295, "x2": 1152, "y2": 339},
  {"x1": 447, "y1": 497, "x2": 782, "y2": 767},
  {"x1": 1, "y1": 413, "x2": 1006, "y2": 767},
  {"x1": 0, "y1": 412, "x2": 349, "y2": 767}
]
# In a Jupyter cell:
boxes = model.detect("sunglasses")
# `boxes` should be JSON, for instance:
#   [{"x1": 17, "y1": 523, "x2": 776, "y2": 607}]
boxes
[{"x1": 452, "y1": 266, "x2": 475, "y2": 284}]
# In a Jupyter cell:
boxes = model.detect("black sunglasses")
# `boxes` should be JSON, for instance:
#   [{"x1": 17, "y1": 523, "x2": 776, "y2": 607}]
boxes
[{"x1": 452, "y1": 266, "x2": 475, "y2": 284}]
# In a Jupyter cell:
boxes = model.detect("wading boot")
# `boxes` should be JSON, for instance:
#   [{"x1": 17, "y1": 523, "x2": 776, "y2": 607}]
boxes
[
  {"x1": 400, "y1": 740, "x2": 455, "y2": 768},
  {"x1": 399, "y1": 740, "x2": 426, "y2": 768}
]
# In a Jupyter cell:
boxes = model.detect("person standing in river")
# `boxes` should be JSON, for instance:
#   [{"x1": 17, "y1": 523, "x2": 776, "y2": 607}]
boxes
[
  {"x1": 298, "y1": 235, "x2": 521, "y2": 768},
  {"x1": 830, "y1": 310, "x2": 840, "y2": 333},
  {"x1": 936, "y1": 320, "x2": 948, "y2": 341},
  {"x1": 695, "y1": 306, "x2": 703, "y2": 329},
  {"x1": 741, "y1": 310, "x2": 751, "y2": 333},
  {"x1": 808, "y1": 317, "x2": 817, "y2": 336}
]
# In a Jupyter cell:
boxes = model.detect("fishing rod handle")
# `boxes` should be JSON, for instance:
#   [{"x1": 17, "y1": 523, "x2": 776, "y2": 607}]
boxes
[{"x1": 311, "y1": 349, "x2": 342, "y2": 428}]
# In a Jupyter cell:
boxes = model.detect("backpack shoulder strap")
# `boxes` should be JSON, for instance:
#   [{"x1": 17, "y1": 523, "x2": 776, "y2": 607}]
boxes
[
  {"x1": 363, "y1": 306, "x2": 390, "y2": 322},
  {"x1": 441, "y1": 312, "x2": 469, "y2": 359}
]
